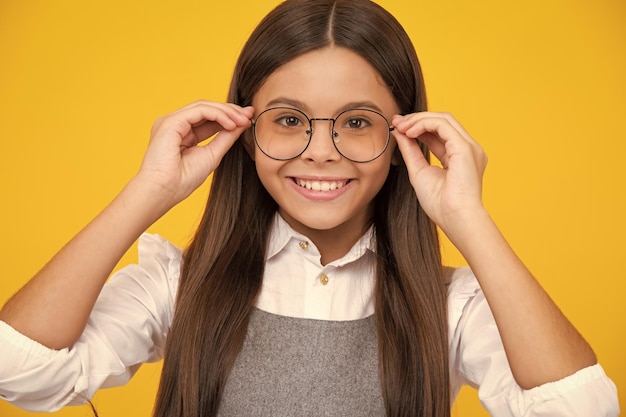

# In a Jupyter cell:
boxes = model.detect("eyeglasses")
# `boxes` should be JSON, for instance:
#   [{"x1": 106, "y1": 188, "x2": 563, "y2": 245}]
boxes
[{"x1": 251, "y1": 107, "x2": 394, "y2": 163}]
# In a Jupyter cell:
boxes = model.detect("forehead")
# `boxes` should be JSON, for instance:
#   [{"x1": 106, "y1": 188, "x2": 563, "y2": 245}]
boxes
[{"x1": 252, "y1": 47, "x2": 399, "y2": 116}]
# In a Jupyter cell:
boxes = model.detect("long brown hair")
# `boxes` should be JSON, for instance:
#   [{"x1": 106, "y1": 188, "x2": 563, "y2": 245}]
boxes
[{"x1": 153, "y1": 1, "x2": 449, "y2": 416}]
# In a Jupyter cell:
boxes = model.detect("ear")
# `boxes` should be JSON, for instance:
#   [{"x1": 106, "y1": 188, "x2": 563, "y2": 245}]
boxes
[
  {"x1": 391, "y1": 142, "x2": 401, "y2": 166},
  {"x1": 242, "y1": 129, "x2": 256, "y2": 161}
]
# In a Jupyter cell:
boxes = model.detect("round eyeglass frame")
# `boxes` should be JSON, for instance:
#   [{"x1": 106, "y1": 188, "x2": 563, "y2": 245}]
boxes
[{"x1": 251, "y1": 106, "x2": 395, "y2": 163}]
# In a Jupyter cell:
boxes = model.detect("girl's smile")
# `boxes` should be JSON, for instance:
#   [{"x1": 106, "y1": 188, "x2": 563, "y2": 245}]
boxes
[{"x1": 289, "y1": 176, "x2": 352, "y2": 201}]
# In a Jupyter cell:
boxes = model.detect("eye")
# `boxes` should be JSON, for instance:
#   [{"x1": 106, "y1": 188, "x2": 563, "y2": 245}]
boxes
[
  {"x1": 282, "y1": 115, "x2": 302, "y2": 127},
  {"x1": 348, "y1": 118, "x2": 364, "y2": 129},
  {"x1": 273, "y1": 112, "x2": 306, "y2": 128},
  {"x1": 343, "y1": 116, "x2": 372, "y2": 130}
]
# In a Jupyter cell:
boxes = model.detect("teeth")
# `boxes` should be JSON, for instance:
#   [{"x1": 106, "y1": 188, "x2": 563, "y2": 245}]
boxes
[{"x1": 296, "y1": 179, "x2": 346, "y2": 191}]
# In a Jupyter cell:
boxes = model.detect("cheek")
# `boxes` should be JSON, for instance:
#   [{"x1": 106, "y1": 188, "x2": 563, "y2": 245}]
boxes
[
  {"x1": 254, "y1": 156, "x2": 285, "y2": 194},
  {"x1": 362, "y1": 159, "x2": 393, "y2": 195}
]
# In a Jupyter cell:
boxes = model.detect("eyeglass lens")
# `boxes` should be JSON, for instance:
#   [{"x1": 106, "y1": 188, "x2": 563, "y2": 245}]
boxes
[{"x1": 253, "y1": 107, "x2": 391, "y2": 162}]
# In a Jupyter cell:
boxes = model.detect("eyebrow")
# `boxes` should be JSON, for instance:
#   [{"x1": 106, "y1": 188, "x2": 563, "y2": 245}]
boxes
[{"x1": 264, "y1": 97, "x2": 385, "y2": 115}]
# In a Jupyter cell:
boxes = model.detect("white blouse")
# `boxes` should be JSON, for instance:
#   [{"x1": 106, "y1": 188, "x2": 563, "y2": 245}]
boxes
[{"x1": 0, "y1": 215, "x2": 620, "y2": 415}]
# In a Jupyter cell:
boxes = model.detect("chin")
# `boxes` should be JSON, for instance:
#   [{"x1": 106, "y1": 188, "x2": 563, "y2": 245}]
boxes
[{"x1": 286, "y1": 208, "x2": 365, "y2": 234}]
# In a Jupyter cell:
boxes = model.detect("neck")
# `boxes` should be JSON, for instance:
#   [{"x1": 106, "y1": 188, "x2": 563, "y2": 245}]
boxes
[
  {"x1": 278, "y1": 210, "x2": 373, "y2": 265},
  {"x1": 309, "y1": 226, "x2": 370, "y2": 266}
]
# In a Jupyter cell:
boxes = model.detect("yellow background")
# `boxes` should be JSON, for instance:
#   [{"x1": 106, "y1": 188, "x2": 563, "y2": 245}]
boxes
[{"x1": 0, "y1": 0, "x2": 624, "y2": 416}]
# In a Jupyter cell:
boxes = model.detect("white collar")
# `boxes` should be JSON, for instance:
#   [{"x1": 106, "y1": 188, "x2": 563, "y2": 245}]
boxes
[{"x1": 266, "y1": 213, "x2": 376, "y2": 267}]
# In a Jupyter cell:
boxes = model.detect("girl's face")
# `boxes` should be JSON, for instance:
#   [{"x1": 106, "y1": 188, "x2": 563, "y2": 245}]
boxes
[{"x1": 251, "y1": 47, "x2": 400, "y2": 251}]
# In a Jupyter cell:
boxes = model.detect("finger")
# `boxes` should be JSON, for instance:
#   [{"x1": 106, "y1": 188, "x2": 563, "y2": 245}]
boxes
[
  {"x1": 176, "y1": 100, "x2": 254, "y2": 125},
  {"x1": 393, "y1": 115, "x2": 456, "y2": 168},
  {"x1": 393, "y1": 113, "x2": 461, "y2": 144},
  {"x1": 393, "y1": 112, "x2": 475, "y2": 144},
  {"x1": 185, "y1": 124, "x2": 249, "y2": 171},
  {"x1": 392, "y1": 129, "x2": 431, "y2": 174},
  {"x1": 182, "y1": 114, "x2": 251, "y2": 148},
  {"x1": 162, "y1": 104, "x2": 253, "y2": 148},
  {"x1": 414, "y1": 113, "x2": 488, "y2": 169},
  {"x1": 180, "y1": 104, "x2": 250, "y2": 132},
  {"x1": 392, "y1": 113, "x2": 480, "y2": 168}
]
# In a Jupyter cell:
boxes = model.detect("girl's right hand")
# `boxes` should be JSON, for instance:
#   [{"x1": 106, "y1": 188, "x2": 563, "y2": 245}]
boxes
[{"x1": 136, "y1": 100, "x2": 254, "y2": 207}]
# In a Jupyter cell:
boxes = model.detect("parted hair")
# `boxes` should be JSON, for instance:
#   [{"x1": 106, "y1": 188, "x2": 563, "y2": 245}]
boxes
[{"x1": 153, "y1": 1, "x2": 449, "y2": 416}]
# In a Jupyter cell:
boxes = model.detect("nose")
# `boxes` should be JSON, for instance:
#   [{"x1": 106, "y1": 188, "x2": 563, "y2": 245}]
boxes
[{"x1": 300, "y1": 119, "x2": 341, "y2": 162}]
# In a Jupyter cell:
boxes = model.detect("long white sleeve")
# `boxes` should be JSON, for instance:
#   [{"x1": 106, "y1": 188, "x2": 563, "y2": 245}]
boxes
[
  {"x1": 447, "y1": 267, "x2": 620, "y2": 416},
  {"x1": 0, "y1": 234, "x2": 180, "y2": 412}
]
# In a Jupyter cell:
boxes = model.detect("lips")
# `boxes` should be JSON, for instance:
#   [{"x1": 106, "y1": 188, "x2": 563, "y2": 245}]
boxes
[{"x1": 294, "y1": 178, "x2": 349, "y2": 192}]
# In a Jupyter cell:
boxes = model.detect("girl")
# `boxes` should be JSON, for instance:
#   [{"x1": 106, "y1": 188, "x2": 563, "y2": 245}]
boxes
[{"x1": 0, "y1": 1, "x2": 619, "y2": 416}]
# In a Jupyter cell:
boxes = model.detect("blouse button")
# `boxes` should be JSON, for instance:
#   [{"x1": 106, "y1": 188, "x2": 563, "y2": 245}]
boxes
[
  {"x1": 299, "y1": 241, "x2": 309, "y2": 250},
  {"x1": 319, "y1": 274, "x2": 329, "y2": 285}
]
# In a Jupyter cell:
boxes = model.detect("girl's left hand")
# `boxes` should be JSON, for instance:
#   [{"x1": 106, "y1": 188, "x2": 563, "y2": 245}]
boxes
[{"x1": 392, "y1": 112, "x2": 488, "y2": 236}]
